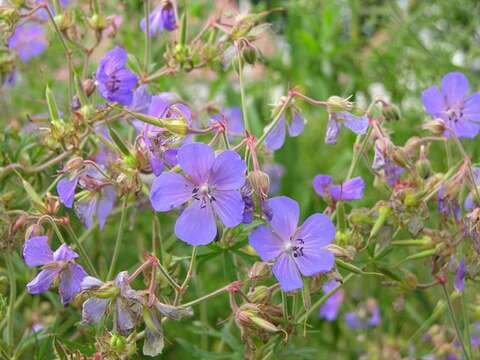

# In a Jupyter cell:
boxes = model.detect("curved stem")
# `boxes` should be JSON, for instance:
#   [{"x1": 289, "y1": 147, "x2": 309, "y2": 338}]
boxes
[
  {"x1": 4, "y1": 252, "x2": 16, "y2": 352},
  {"x1": 107, "y1": 195, "x2": 129, "y2": 280}
]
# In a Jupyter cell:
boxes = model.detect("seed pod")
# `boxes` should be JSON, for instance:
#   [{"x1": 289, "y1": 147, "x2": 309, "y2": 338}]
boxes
[
  {"x1": 327, "y1": 96, "x2": 355, "y2": 113},
  {"x1": 422, "y1": 119, "x2": 446, "y2": 135},
  {"x1": 247, "y1": 170, "x2": 270, "y2": 198},
  {"x1": 163, "y1": 118, "x2": 189, "y2": 136}
]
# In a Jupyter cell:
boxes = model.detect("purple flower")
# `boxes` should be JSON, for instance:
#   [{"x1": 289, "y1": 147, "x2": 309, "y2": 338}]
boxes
[
  {"x1": 150, "y1": 143, "x2": 246, "y2": 245},
  {"x1": 422, "y1": 72, "x2": 480, "y2": 139},
  {"x1": 140, "y1": 1, "x2": 177, "y2": 36},
  {"x1": 372, "y1": 139, "x2": 404, "y2": 186},
  {"x1": 325, "y1": 112, "x2": 368, "y2": 145},
  {"x1": 210, "y1": 107, "x2": 244, "y2": 138},
  {"x1": 437, "y1": 184, "x2": 460, "y2": 221},
  {"x1": 139, "y1": 95, "x2": 193, "y2": 175},
  {"x1": 95, "y1": 46, "x2": 138, "y2": 106},
  {"x1": 464, "y1": 167, "x2": 480, "y2": 210},
  {"x1": 57, "y1": 176, "x2": 79, "y2": 208},
  {"x1": 265, "y1": 111, "x2": 305, "y2": 151},
  {"x1": 32, "y1": 0, "x2": 70, "y2": 21},
  {"x1": 313, "y1": 175, "x2": 364, "y2": 202},
  {"x1": 454, "y1": 258, "x2": 466, "y2": 292},
  {"x1": 81, "y1": 272, "x2": 142, "y2": 334},
  {"x1": 264, "y1": 163, "x2": 285, "y2": 194},
  {"x1": 8, "y1": 22, "x2": 47, "y2": 63},
  {"x1": 23, "y1": 236, "x2": 87, "y2": 305},
  {"x1": 344, "y1": 299, "x2": 381, "y2": 329},
  {"x1": 319, "y1": 280, "x2": 345, "y2": 321},
  {"x1": 74, "y1": 185, "x2": 116, "y2": 229},
  {"x1": 248, "y1": 196, "x2": 336, "y2": 292}
]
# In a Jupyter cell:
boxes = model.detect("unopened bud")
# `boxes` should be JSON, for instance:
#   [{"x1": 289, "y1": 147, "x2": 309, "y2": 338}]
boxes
[
  {"x1": 416, "y1": 158, "x2": 432, "y2": 180},
  {"x1": 89, "y1": 13, "x2": 107, "y2": 30},
  {"x1": 326, "y1": 244, "x2": 356, "y2": 260},
  {"x1": 54, "y1": 13, "x2": 72, "y2": 31},
  {"x1": 327, "y1": 96, "x2": 354, "y2": 113},
  {"x1": 382, "y1": 103, "x2": 401, "y2": 122},
  {"x1": 164, "y1": 118, "x2": 189, "y2": 136},
  {"x1": 0, "y1": 7, "x2": 19, "y2": 26},
  {"x1": 248, "y1": 261, "x2": 270, "y2": 280},
  {"x1": 25, "y1": 224, "x2": 44, "y2": 240},
  {"x1": 109, "y1": 333, "x2": 126, "y2": 352},
  {"x1": 391, "y1": 147, "x2": 409, "y2": 168},
  {"x1": 422, "y1": 119, "x2": 446, "y2": 135},
  {"x1": 241, "y1": 44, "x2": 257, "y2": 65},
  {"x1": 65, "y1": 157, "x2": 84, "y2": 171},
  {"x1": 83, "y1": 79, "x2": 96, "y2": 97},
  {"x1": 248, "y1": 285, "x2": 271, "y2": 304},
  {"x1": 247, "y1": 170, "x2": 270, "y2": 198}
]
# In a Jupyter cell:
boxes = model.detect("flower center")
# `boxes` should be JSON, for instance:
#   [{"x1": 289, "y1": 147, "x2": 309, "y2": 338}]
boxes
[
  {"x1": 192, "y1": 183, "x2": 216, "y2": 208},
  {"x1": 106, "y1": 74, "x2": 121, "y2": 92},
  {"x1": 446, "y1": 102, "x2": 464, "y2": 123},
  {"x1": 284, "y1": 238, "x2": 305, "y2": 258}
]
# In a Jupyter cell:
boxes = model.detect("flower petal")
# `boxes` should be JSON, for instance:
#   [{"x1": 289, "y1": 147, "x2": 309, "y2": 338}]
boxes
[
  {"x1": 332, "y1": 177, "x2": 365, "y2": 201},
  {"x1": 226, "y1": 107, "x2": 244, "y2": 135},
  {"x1": 295, "y1": 213, "x2": 336, "y2": 248},
  {"x1": 265, "y1": 117, "x2": 286, "y2": 151},
  {"x1": 175, "y1": 201, "x2": 217, "y2": 245},
  {"x1": 325, "y1": 114, "x2": 341, "y2": 144},
  {"x1": 319, "y1": 280, "x2": 344, "y2": 321},
  {"x1": 342, "y1": 113, "x2": 369, "y2": 135},
  {"x1": 421, "y1": 86, "x2": 445, "y2": 117},
  {"x1": 177, "y1": 143, "x2": 215, "y2": 184},
  {"x1": 75, "y1": 196, "x2": 98, "y2": 229},
  {"x1": 248, "y1": 225, "x2": 284, "y2": 261},
  {"x1": 53, "y1": 244, "x2": 79, "y2": 262},
  {"x1": 211, "y1": 190, "x2": 244, "y2": 227},
  {"x1": 150, "y1": 172, "x2": 193, "y2": 212},
  {"x1": 294, "y1": 248, "x2": 335, "y2": 277},
  {"x1": 463, "y1": 92, "x2": 480, "y2": 120},
  {"x1": 442, "y1": 71, "x2": 469, "y2": 107},
  {"x1": 272, "y1": 253, "x2": 303, "y2": 292},
  {"x1": 57, "y1": 177, "x2": 78, "y2": 208},
  {"x1": 313, "y1": 175, "x2": 333, "y2": 198},
  {"x1": 449, "y1": 118, "x2": 480, "y2": 139},
  {"x1": 59, "y1": 264, "x2": 87, "y2": 305},
  {"x1": 97, "y1": 186, "x2": 116, "y2": 229},
  {"x1": 268, "y1": 196, "x2": 299, "y2": 241},
  {"x1": 82, "y1": 297, "x2": 110, "y2": 324},
  {"x1": 23, "y1": 236, "x2": 53, "y2": 267},
  {"x1": 287, "y1": 111, "x2": 305, "y2": 137},
  {"x1": 81, "y1": 276, "x2": 105, "y2": 290},
  {"x1": 455, "y1": 258, "x2": 466, "y2": 292},
  {"x1": 209, "y1": 150, "x2": 246, "y2": 190},
  {"x1": 27, "y1": 268, "x2": 58, "y2": 294}
]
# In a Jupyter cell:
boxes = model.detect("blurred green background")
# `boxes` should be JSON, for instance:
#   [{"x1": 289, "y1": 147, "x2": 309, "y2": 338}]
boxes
[{"x1": 2, "y1": 0, "x2": 480, "y2": 358}]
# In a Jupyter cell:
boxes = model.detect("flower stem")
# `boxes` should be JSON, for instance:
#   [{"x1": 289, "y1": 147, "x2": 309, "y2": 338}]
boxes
[
  {"x1": 237, "y1": 57, "x2": 251, "y2": 133},
  {"x1": 462, "y1": 291, "x2": 473, "y2": 358},
  {"x1": 441, "y1": 283, "x2": 470, "y2": 360},
  {"x1": 65, "y1": 223, "x2": 99, "y2": 278},
  {"x1": 144, "y1": 0, "x2": 151, "y2": 73},
  {"x1": 107, "y1": 195, "x2": 129, "y2": 280},
  {"x1": 297, "y1": 273, "x2": 353, "y2": 323},
  {"x1": 4, "y1": 252, "x2": 16, "y2": 352},
  {"x1": 179, "y1": 282, "x2": 232, "y2": 308},
  {"x1": 255, "y1": 95, "x2": 292, "y2": 149}
]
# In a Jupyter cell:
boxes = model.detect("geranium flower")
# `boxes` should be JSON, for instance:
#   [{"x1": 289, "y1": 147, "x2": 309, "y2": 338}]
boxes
[
  {"x1": 319, "y1": 279, "x2": 345, "y2": 321},
  {"x1": 454, "y1": 258, "x2": 466, "y2": 292},
  {"x1": 313, "y1": 175, "x2": 365, "y2": 202},
  {"x1": 248, "y1": 196, "x2": 336, "y2": 292},
  {"x1": 265, "y1": 111, "x2": 305, "y2": 151},
  {"x1": 150, "y1": 143, "x2": 246, "y2": 245},
  {"x1": 140, "y1": 0, "x2": 177, "y2": 36},
  {"x1": 344, "y1": 299, "x2": 381, "y2": 329},
  {"x1": 81, "y1": 272, "x2": 143, "y2": 334},
  {"x1": 422, "y1": 72, "x2": 480, "y2": 138},
  {"x1": 8, "y1": 22, "x2": 47, "y2": 63},
  {"x1": 210, "y1": 107, "x2": 244, "y2": 138},
  {"x1": 95, "y1": 46, "x2": 138, "y2": 106},
  {"x1": 23, "y1": 236, "x2": 87, "y2": 305},
  {"x1": 324, "y1": 112, "x2": 368, "y2": 145}
]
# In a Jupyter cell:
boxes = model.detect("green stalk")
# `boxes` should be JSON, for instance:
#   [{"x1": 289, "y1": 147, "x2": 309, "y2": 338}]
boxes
[
  {"x1": 255, "y1": 96, "x2": 292, "y2": 148},
  {"x1": 4, "y1": 253, "x2": 16, "y2": 352},
  {"x1": 107, "y1": 196, "x2": 129, "y2": 280},
  {"x1": 441, "y1": 283, "x2": 469, "y2": 360},
  {"x1": 144, "y1": 0, "x2": 151, "y2": 73},
  {"x1": 462, "y1": 292, "x2": 473, "y2": 358},
  {"x1": 237, "y1": 56, "x2": 251, "y2": 132},
  {"x1": 65, "y1": 224, "x2": 99, "y2": 278}
]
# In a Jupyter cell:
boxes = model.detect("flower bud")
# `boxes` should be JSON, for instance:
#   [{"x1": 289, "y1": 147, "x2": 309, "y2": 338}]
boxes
[
  {"x1": 248, "y1": 286, "x2": 271, "y2": 304},
  {"x1": 241, "y1": 43, "x2": 257, "y2": 65},
  {"x1": 65, "y1": 157, "x2": 84, "y2": 171},
  {"x1": 25, "y1": 224, "x2": 44, "y2": 241},
  {"x1": 0, "y1": 7, "x2": 19, "y2": 27},
  {"x1": 248, "y1": 261, "x2": 270, "y2": 280},
  {"x1": 247, "y1": 170, "x2": 270, "y2": 198},
  {"x1": 326, "y1": 96, "x2": 354, "y2": 113},
  {"x1": 109, "y1": 333, "x2": 126, "y2": 353},
  {"x1": 382, "y1": 103, "x2": 401, "y2": 122},
  {"x1": 163, "y1": 118, "x2": 189, "y2": 136},
  {"x1": 83, "y1": 79, "x2": 96, "y2": 97},
  {"x1": 416, "y1": 157, "x2": 432, "y2": 180},
  {"x1": 422, "y1": 119, "x2": 446, "y2": 135},
  {"x1": 54, "y1": 12, "x2": 72, "y2": 31},
  {"x1": 89, "y1": 13, "x2": 107, "y2": 31}
]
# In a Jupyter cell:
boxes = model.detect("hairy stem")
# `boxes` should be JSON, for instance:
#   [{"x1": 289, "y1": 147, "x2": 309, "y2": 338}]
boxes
[{"x1": 107, "y1": 196, "x2": 129, "y2": 280}]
